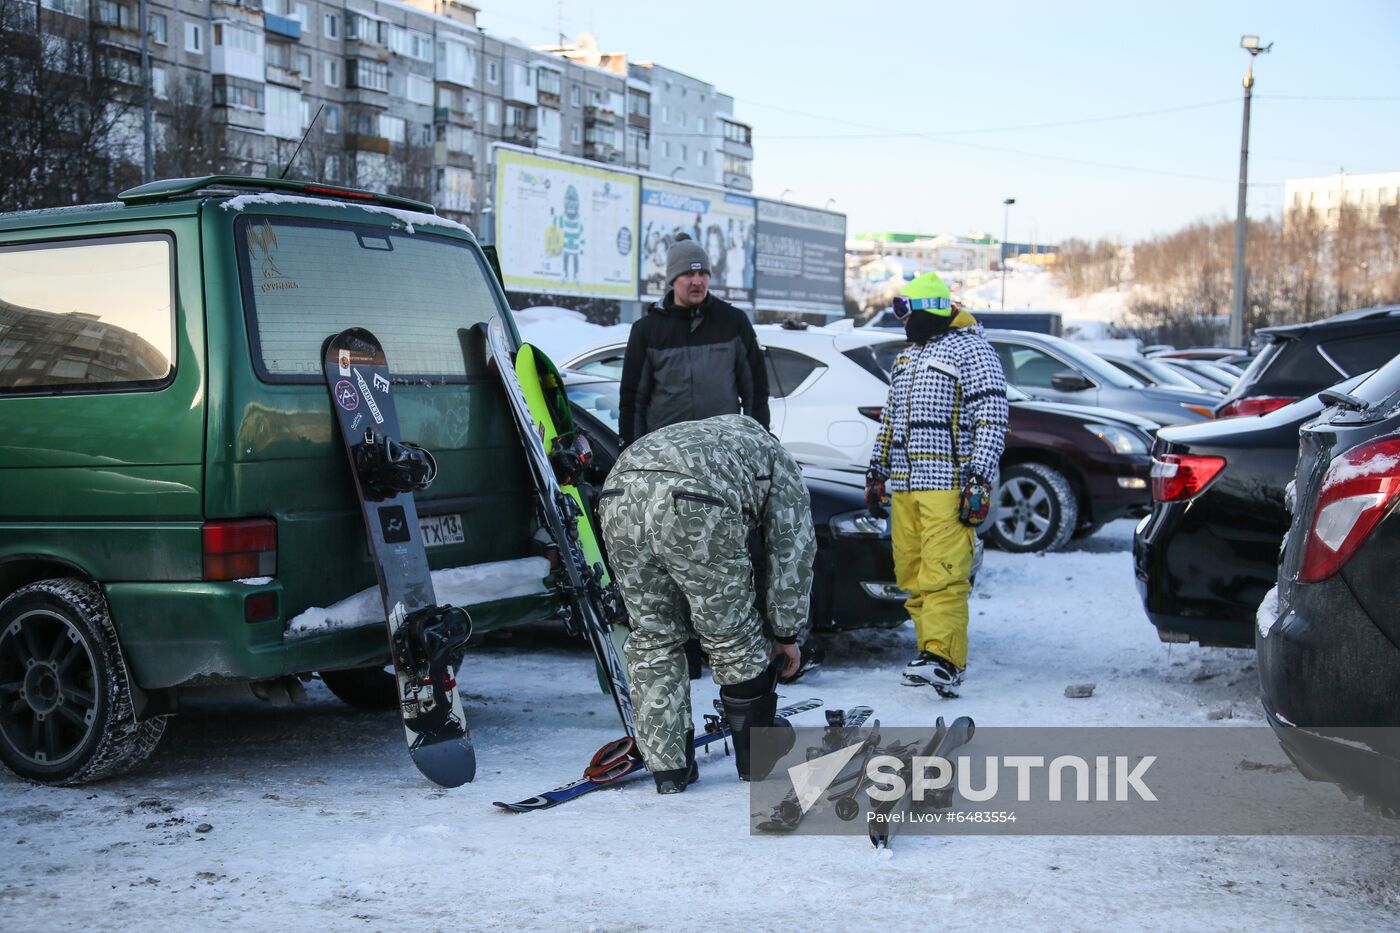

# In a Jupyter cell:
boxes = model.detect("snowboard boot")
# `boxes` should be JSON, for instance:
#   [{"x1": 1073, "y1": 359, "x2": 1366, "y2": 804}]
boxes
[
  {"x1": 653, "y1": 728, "x2": 699, "y2": 794},
  {"x1": 720, "y1": 663, "x2": 795, "y2": 782},
  {"x1": 902, "y1": 651, "x2": 964, "y2": 698}
]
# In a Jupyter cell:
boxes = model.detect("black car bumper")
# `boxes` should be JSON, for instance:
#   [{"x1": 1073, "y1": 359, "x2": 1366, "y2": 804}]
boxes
[
  {"x1": 1081, "y1": 454, "x2": 1151, "y2": 525},
  {"x1": 812, "y1": 533, "x2": 907, "y2": 632},
  {"x1": 1257, "y1": 573, "x2": 1400, "y2": 811}
]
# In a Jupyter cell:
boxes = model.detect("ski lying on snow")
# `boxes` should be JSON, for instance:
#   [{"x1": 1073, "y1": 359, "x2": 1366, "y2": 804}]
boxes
[
  {"x1": 493, "y1": 698, "x2": 823, "y2": 813},
  {"x1": 868, "y1": 715, "x2": 975, "y2": 848},
  {"x1": 756, "y1": 706, "x2": 874, "y2": 833}
]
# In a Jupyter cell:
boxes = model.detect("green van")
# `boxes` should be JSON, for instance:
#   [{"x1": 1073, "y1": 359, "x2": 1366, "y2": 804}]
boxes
[{"x1": 0, "y1": 177, "x2": 558, "y2": 784}]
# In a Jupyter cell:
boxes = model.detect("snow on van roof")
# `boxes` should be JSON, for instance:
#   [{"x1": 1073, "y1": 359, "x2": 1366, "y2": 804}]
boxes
[{"x1": 219, "y1": 193, "x2": 476, "y2": 238}]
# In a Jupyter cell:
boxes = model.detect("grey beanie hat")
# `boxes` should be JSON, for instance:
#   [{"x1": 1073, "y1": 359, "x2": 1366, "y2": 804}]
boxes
[{"x1": 665, "y1": 237, "x2": 711, "y2": 284}]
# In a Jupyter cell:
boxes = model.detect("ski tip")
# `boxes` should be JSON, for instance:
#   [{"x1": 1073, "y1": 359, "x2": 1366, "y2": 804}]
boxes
[{"x1": 411, "y1": 739, "x2": 477, "y2": 788}]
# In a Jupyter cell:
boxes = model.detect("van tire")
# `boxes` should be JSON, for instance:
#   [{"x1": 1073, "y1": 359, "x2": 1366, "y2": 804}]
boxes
[
  {"x1": 0, "y1": 579, "x2": 167, "y2": 785},
  {"x1": 986, "y1": 463, "x2": 1078, "y2": 553},
  {"x1": 320, "y1": 665, "x2": 398, "y2": 711}
]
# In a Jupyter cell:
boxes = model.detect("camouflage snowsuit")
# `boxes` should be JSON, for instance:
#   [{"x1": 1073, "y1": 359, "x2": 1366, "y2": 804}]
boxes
[{"x1": 597, "y1": 414, "x2": 815, "y2": 772}]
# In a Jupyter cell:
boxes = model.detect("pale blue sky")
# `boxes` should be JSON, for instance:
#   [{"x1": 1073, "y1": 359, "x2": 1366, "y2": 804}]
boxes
[{"x1": 476, "y1": 0, "x2": 1400, "y2": 244}]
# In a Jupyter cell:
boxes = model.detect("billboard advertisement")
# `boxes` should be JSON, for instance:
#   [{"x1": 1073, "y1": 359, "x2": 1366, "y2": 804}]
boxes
[
  {"x1": 754, "y1": 200, "x2": 847, "y2": 315},
  {"x1": 639, "y1": 180, "x2": 756, "y2": 305},
  {"x1": 493, "y1": 147, "x2": 639, "y2": 299}
]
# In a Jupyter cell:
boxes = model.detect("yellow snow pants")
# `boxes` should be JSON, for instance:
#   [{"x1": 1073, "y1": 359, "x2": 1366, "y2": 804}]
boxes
[{"x1": 891, "y1": 489, "x2": 975, "y2": 668}]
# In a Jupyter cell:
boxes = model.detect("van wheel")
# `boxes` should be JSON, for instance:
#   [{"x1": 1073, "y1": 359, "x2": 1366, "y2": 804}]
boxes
[
  {"x1": 320, "y1": 665, "x2": 398, "y2": 710},
  {"x1": 987, "y1": 464, "x2": 1078, "y2": 553},
  {"x1": 0, "y1": 579, "x2": 166, "y2": 785}
]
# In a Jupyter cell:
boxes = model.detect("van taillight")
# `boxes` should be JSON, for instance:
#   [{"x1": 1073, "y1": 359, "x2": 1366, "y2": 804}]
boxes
[
  {"x1": 203, "y1": 519, "x2": 277, "y2": 581},
  {"x1": 1298, "y1": 437, "x2": 1400, "y2": 583},
  {"x1": 1150, "y1": 454, "x2": 1226, "y2": 502},
  {"x1": 1216, "y1": 396, "x2": 1295, "y2": 419}
]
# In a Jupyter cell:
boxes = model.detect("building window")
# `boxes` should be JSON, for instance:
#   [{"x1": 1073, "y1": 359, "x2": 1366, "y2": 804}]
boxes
[
  {"x1": 486, "y1": 100, "x2": 500, "y2": 124},
  {"x1": 698, "y1": 117, "x2": 706, "y2": 134},
  {"x1": 537, "y1": 69, "x2": 561, "y2": 97},
  {"x1": 680, "y1": 144, "x2": 687, "y2": 161},
  {"x1": 96, "y1": 1, "x2": 133, "y2": 29},
  {"x1": 407, "y1": 74, "x2": 433, "y2": 105},
  {"x1": 504, "y1": 105, "x2": 522, "y2": 127},
  {"x1": 570, "y1": 85, "x2": 580, "y2": 107},
  {"x1": 293, "y1": 3, "x2": 309, "y2": 24},
  {"x1": 323, "y1": 104, "x2": 341, "y2": 134},
  {"x1": 437, "y1": 39, "x2": 475, "y2": 86},
  {"x1": 185, "y1": 23, "x2": 203, "y2": 53},
  {"x1": 378, "y1": 114, "x2": 406, "y2": 143},
  {"x1": 266, "y1": 84, "x2": 303, "y2": 139},
  {"x1": 348, "y1": 14, "x2": 384, "y2": 44},
  {"x1": 629, "y1": 94, "x2": 649, "y2": 118},
  {"x1": 40, "y1": 0, "x2": 83, "y2": 17},
  {"x1": 324, "y1": 59, "x2": 339, "y2": 87},
  {"x1": 148, "y1": 11, "x2": 167, "y2": 44},
  {"x1": 442, "y1": 125, "x2": 472, "y2": 152},
  {"x1": 296, "y1": 50, "x2": 311, "y2": 76},
  {"x1": 570, "y1": 124, "x2": 580, "y2": 145},
  {"x1": 347, "y1": 60, "x2": 389, "y2": 92},
  {"x1": 323, "y1": 13, "x2": 338, "y2": 39},
  {"x1": 213, "y1": 76, "x2": 264, "y2": 111},
  {"x1": 487, "y1": 60, "x2": 499, "y2": 84},
  {"x1": 698, "y1": 149, "x2": 707, "y2": 168},
  {"x1": 152, "y1": 66, "x2": 168, "y2": 99},
  {"x1": 662, "y1": 140, "x2": 670, "y2": 159}
]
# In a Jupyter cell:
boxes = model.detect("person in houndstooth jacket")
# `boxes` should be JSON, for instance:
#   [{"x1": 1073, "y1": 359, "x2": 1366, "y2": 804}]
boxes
[{"x1": 865, "y1": 272, "x2": 1008, "y2": 696}]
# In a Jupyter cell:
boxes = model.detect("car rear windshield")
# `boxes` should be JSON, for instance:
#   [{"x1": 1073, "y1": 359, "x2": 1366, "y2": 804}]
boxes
[
  {"x1": 1352, "y1": 354, "x2": 1400, "y2": 407},
  {"x1": 236, "y1": 216, "x2": 503, "y2": 382}
]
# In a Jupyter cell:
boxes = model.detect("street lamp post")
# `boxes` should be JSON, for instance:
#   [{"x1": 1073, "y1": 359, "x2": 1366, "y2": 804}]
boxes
[
  {"x1": 1000, "y1": 197, "x2": 1016, "y2": 311},
  {"x1": 1230, "y1": 35, "x2": 1272, "y2": 348}
]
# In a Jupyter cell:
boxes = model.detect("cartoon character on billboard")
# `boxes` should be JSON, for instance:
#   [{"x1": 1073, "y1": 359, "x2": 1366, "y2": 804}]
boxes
[{"x1": 554, "y1": 184, "x2": 585, "y2": 286}]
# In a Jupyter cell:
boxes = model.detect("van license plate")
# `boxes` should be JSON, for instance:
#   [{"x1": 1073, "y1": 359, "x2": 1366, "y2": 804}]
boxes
[{"x1": 419, "y1": 513, "x2": 465, "y2": 548}]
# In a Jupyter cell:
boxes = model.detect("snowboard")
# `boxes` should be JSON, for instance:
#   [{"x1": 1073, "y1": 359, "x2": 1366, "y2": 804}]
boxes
[
  {"x1": 756, "y1": 706, "x2": 875, "y2": 833},
  {"x1": 323, "y1": 327, "x2": 475, "y2": 788},
  {"x1": 494, "y1": 697, "x2": 824, "y2": 813},
  {"x1": 470, "y1": 319, "x2": 634, "y2": 736},
  {"x1": 868, "y1": 715, "x2": 975, "y2": 848}
]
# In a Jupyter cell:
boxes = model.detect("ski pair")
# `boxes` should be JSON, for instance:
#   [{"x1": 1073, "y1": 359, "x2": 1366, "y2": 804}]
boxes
[
  {"x1": 324, "y1": 328, "x2": 475, "y2": 788},
  {"x1": 493, "y1": 698, "x2": 824, "y2": 813},
  {"x1": 756, "y1": 706, "x2": 875, "y2": 833},
  {"x1": 867, "y1": 715, "x2": 976, "y2": 848}
]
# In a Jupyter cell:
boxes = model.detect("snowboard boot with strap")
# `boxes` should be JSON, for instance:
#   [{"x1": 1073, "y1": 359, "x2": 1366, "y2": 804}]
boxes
[
  {"x1": 652, "y1": 727, "x2": 698, "y2": 794},
  {"x1": 719, "y1": 662, "x2": 795, "y2": 782},
  {"x1": 903, "y1": 651, "x2": 964, "y2": 698}
]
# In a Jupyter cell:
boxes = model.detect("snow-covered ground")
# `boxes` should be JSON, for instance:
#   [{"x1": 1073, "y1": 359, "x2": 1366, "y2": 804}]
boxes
[{"x1": 3, "y1": 521, "x2": 1397, "y2": 930}]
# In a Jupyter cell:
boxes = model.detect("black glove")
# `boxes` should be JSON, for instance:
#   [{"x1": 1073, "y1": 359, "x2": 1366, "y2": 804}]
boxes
[
  {"x1": 959, "y1": 474, "x2": 993, "y2": 527},
  {"x1": 864, "y1": 469, "x2": 890, "y2": 519}
]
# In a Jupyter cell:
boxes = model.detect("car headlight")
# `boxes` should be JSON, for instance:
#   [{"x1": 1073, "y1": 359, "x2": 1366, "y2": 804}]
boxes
[
  {"x1": 1083, "y1": 423, "x2": 1149, "y2": 455},
  {"x1": 831, "y1": 509, "x2": 889, "y2": 538}
]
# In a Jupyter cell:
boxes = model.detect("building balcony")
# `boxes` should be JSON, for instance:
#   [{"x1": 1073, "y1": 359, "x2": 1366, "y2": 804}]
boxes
[
  {"x1": 432, "y1": 143, "x2": 475, "y2": 170},
  {"x1": 584, "y1": 142, "x2": 620, "y2": 163},
  {"x1": 266, "y1": 63, "x2": 302, "y2": 87},
  {"x1": 92, "y1": 22, "x2": 142, "y2": 50},
  {"x1": 721, "y1": 138, "x2": 754, "y2": 160},
  {"x1": 723, "y1": 172, "x2": 753, "y2": 192},
  {"x1": 433, "y1": 105, "x2": 476, "y2": 127},
  {"x1": 503, "y1": 127, "x2": 536, "y2": 147},
  {"x1": 346, "y1": 133, "x2": 391, "y2": 154},
  {"x1": 264, "y1": 12, "x2": 301, "y2": 40},
  {"x1": 627, "y1": 112, "x2": 650, "y2": 130},
  {"x1": 537, "y1": 90, "x2": 561, "y2": 109},
  {"x1": 346, "y1": 39, "x2": 390, "y2": 63},
  {"x1": 213, "y1": 106, "x2": 266, "y2": 132},
  {"x1": 344, "y1": 87, "x2": 390, "y2": 108},
  {"x1": 584, "y1": 105, "x2": 617, "y2": 125}
]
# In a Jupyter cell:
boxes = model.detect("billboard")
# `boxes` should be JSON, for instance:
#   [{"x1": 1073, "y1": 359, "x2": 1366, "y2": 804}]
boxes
[
  {"x1": 639, "y1": 180, "x2": 756, "y2": 305},
  {"x1": 754, "y1": 200, "x2": 847, "y2": 315},
  {"x1": 493, "y1": 148, "x2": 639, "y2": 299}
]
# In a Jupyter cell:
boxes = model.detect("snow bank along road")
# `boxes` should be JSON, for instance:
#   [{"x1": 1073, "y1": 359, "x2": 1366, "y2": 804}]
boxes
[{"x1": 2, "y1": 521, "x2": 1397, "y2": 931}]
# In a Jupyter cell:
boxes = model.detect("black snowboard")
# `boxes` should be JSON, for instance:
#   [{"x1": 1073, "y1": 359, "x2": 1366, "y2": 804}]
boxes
[{"x1": 324, "y1": 327, "x2": 475, "y2": 788}]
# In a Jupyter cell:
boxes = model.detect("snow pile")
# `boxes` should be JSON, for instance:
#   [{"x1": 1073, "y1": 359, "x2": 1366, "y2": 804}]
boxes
[
  {"x1": 1324, "y1": 450, "x2": 1400, "y2": 484},
  {"x1": 514, "y1": 307, "x2": 631, "y2": 366},
  {"x1": 1255, "y1": 585, "x2": 1280, "y2": 639},
  {"x1": 219, "y1": 193, "x2": 475, "y2": 237},
  {"x1": 285, "y1": 557, "x2": 551, "y2": 639}
]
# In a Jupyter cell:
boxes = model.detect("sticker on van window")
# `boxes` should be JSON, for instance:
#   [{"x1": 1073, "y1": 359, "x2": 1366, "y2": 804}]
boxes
[
  {"x1": 247, "y1": 220, "x2": 301, "y2": 294},
  {"x1": 333, "y1": 380, "x2": 359, "y2": 411}
]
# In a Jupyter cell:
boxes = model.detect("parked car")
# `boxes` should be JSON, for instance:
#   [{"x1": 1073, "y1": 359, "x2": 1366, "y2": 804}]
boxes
[
  {"x1": 985, "y1": 329, "x2": 1218, "y2": 426},
  {"x1": 559, "y1": 372, "x2": 982, "y2": 634},
  {"x1": 866, "y1": 308, "x2": 1063, "y2": 337},
  {"x1": 1148, "y1": 346, "x2": 1251, "y2": 365},
  {"x1": 1165, "y1": 358, "x2": 1239, "y2": 393},
  {"x1": 989, "y1": 386, "x2": 1154, "y2": 552},
  {"x1": 1132, "y1": 371, "x2": 1370, "y2": 647},
  {"x1": 1215, "y1": 305, "x2": 1400, "y2": 418},
  {"x1": 1101, "y1": 354, "x2": 1207, "y2": 393},
  {"x1": 0, "y1": 177, "x2": 557, "y2": 784},
  {"x1": 563, "y1": 322, "x2": 901, "y2": 470},
  {"x1": 1256, "y1": 354, "x2": 1400, "y2": 813}
]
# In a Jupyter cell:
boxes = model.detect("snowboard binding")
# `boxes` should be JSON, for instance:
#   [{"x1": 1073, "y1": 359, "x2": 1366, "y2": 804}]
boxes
[
  {"x1": 548, "y1": 431, "x2": 593, "y2": 487},
  {"x1": 391, "y1": 604, "x2": 473, "y2": 734},
  {"x1": 354, "y1": 431, "x2": 438, "y2": 501}
]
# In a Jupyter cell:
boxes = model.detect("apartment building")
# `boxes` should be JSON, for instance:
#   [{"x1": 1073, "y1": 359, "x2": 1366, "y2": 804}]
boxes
[
  {"x1": 23, "y1": 1, "x2": 749, "y2": 226},
  {"x1": 1284, "y1": 171, "x2": 1400, "y2": 229}
]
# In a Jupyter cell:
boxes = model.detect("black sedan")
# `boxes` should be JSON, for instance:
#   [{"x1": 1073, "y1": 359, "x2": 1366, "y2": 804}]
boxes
[
  {"x1": 1133, "y1": 372, "x2": 1370, "y2": 648},
  {"x1": 562, "y1": 372, "x2": 981, "y2": 633},
  {"x1": 1257, "y1": 354, "x2": 1400, "y2": 812}
]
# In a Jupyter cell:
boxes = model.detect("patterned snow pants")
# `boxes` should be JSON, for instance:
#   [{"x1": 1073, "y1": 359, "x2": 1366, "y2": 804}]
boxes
[{"x1": 598, "y1": 471, "x2": 771, "y2": 771}]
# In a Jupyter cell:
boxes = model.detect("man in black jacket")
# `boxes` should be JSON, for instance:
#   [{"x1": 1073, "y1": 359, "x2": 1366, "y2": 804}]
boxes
[{"x1": 618, "y1": 236, "x2": 769, "y2": 447}]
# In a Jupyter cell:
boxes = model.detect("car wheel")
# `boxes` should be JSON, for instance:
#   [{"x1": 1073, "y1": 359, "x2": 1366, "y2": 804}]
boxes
[
  {"x1": 987, "y1": 463, "x2": 1078, "y2": 553},
  {"x1": 320, "y1": 665, "x2": 399, "y2": 710},
  {"x1": 0, "y1": 579, "x2": 166, "y2": 785}
]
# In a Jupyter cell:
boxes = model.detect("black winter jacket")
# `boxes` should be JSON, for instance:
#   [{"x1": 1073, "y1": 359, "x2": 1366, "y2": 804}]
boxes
[{"x1": 618, "y1": 291, "x2": 770, "y2": 446}]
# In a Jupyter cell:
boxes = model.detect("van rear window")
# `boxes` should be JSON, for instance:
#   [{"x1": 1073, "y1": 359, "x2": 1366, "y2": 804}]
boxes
[
  {"x1": 0, "y1": 235, "x2": 174, "y2": 394},
  {"x1": 237, "y1": 217, "x2": 503, "y2": 381}
]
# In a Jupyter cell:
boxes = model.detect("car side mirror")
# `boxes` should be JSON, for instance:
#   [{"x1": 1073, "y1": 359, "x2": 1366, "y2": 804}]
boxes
[{"x1": 1051, "y1": 371, "x2": 1094, "y2": 392}]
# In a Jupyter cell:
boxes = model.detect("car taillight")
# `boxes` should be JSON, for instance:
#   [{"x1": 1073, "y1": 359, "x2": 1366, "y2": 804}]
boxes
[
  {"x1": 1150, "y1": 454, "x2": 1226, "y2": 502},
  {"x1": 858, "y1": 407, "x2": 883, "y2": 422},
  {"x1": 1216, "y1": 396, "x2": 1296, "y2": 419},
  {"x1": 1297, "y1": 436, "x2": 1400, "y2": 583},
  {"x1": 203, "y1": 519, "x2": 277, "y2": 581}
]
